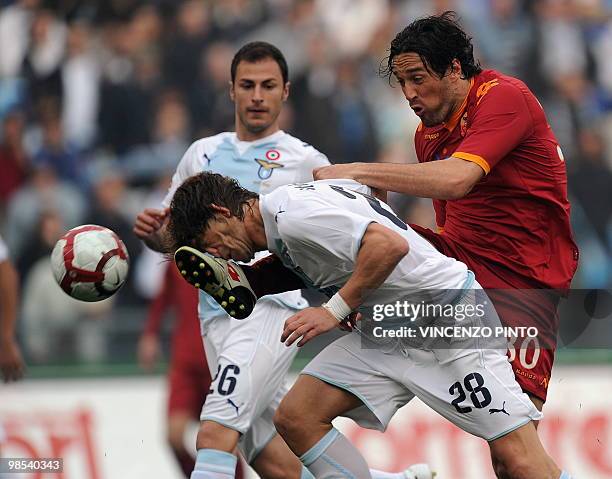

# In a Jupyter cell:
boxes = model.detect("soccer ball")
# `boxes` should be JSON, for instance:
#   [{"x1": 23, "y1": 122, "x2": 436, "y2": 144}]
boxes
[{"x1": 51, "y1": 225, "x2": 129, "y2": 302}]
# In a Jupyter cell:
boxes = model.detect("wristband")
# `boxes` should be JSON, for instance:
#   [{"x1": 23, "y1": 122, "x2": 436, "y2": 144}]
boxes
[{"x1": 322, "y1": 293, "x2": 352, "y2": 322}]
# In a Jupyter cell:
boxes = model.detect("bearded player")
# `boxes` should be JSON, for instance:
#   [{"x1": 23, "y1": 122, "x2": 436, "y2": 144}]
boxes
[{"x1": 208, "y1": 13, "x2": 578, "y2": 415}]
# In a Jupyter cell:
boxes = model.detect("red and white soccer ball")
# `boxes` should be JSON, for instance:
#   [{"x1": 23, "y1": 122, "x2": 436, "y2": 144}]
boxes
[{"x1": 51, "y1": 225, "x2": 129, "y2": 302}]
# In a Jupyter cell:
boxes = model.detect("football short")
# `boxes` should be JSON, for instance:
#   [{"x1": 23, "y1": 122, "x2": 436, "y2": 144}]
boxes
[
  {"x1": 302, "y1": 285, "x2": 543, "y2": 441},
  {"x1": 410, "y1": 224, "x2": 562, "y2": 402},
  {"x1": 201, "y1": 300, "x2": 299, "y2": 463}
]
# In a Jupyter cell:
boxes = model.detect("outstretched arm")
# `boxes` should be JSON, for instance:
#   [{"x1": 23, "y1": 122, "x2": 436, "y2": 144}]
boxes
[{"x1": 314, "y1": 157, "x2": 484, "y2": 200}]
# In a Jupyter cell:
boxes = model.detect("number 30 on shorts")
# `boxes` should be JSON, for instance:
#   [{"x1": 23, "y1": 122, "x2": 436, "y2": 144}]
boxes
[
  {"x1": 209, "y1": 364, "x2": 241, "y2": 396},
  {"x1": 449, "y1": 372, "x2": 492, "y2": 413}
]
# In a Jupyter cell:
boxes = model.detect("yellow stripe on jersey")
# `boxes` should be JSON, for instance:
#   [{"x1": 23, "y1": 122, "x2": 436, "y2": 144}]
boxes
[{"x1": 452, "y1": 152, "x2": 491, "y2": 175}]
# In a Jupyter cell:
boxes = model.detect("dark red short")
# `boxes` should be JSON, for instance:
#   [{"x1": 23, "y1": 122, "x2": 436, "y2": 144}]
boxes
[
  {"x1": 167, "y1": 352, "x2": 212, "y2": 416},
  {"x1": 411, "y1": 224, "x2": 561, "y2": 402}
]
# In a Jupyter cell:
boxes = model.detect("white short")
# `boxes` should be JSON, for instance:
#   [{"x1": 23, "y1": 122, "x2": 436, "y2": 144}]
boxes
[
  {"x1": 201, "y1": 300, "x2": 299, "y2": 463},
  {"x1": 302, "y1": 288, "x2": 543, "y2": 442}
]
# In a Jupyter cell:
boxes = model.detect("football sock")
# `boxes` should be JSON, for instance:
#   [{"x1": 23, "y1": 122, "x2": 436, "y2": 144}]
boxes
[
  {"x1": 302, "y1": 466, "x2": 316, "y2": 478},
  {"x1": 369, "y1": 471, "x2": 405, "y2": 479},
  {"x1": 300, "y1": 427, "x2": 371, "y2": 478},
  {"x1": 190, "y1": 449, "x2": 236, "y2": 479}
]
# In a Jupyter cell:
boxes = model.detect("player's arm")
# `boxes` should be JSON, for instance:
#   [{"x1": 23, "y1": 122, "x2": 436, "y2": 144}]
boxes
[
  {"x1": 0, "y1": 258, "x2": 25, "y2": 382},
  {"x1": 133, "y1": 207, "x2": 170, "y2": 253},
  {"x1": 282, "y1": 223, "x2": 409, "y2": 346},
  {"x1": 336, "y1": 223, "x2": 409, "y2": 309},
  {"x1": 315, "y1": 83, "x2": 532, "y2": 200},
  {"x1": 314, "y1": 158, "x2": 484, "y2": 200}
]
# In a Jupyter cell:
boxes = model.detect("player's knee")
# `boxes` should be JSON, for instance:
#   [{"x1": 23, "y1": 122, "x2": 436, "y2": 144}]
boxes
[
  {"x1": 492, "y1": 448, "x2": 550, "y2": 479},
  {"x1": 492, "y1": 457, "x2": 535, "y2": 479},
  {"x1": 273, "y1": 399, "x2": 303, "y2": 441}
]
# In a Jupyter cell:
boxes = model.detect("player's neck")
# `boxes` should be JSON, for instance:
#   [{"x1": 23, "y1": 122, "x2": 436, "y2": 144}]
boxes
[
  {"x1": 235, "y1": 122, "x2": 281, "y2": 142},
  {"x1": 244, "y1": 199, "x2": 268, "y2": 251},
  {"x1": 442, "y1": 77, "x2": 472, "y2": 126}
]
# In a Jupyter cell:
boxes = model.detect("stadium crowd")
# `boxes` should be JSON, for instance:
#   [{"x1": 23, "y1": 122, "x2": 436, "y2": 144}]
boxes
[{"x1": 0, "y1": 0, "x2": 610, "y2": 364}]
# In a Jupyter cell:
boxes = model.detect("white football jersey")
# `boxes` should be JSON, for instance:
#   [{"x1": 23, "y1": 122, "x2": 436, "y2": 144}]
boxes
[
  {"x1": 259, "y1": 179, "x2": 469, "y2": 310},
  {"x1": 162, "y1": 130, "x2": 330, "y2": 323}
]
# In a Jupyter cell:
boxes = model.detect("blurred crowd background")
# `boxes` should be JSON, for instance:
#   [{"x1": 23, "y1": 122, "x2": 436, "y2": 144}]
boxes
[{"x1": 0, "y1": 0, "x2": 611, "y2": 367}]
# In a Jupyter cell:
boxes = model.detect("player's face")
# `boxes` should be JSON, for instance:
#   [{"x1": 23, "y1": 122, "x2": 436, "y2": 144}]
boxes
[
  {"x1": 392, "y1": 53, "x2": 459, "y2": 127},
  {"x1": 230, "y1": 58, "x2": 289, "y2": 139},
  {"x1": 200, "y1": 216, "x2": 254, "y2": 262}
]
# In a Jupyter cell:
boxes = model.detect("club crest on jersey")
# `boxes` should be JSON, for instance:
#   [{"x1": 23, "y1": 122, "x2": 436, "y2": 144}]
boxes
[
  {"x1": 460, "y1": 112, "x2": 469, "y2": 137},
  {"x1": 255, "y1": 158, "x2": 284, "y2": 179}
]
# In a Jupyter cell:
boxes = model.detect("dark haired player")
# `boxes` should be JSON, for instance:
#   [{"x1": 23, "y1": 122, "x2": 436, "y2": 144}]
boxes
[
  {"x1": 166, "y1": 172, "x2": 572, "y2": 479},
  {"x1": 135, "y1": 42, "x2": 428, "y2": 479},
  {"x1": 313, "y1": 12, "x2": 579, "y2": 413}
]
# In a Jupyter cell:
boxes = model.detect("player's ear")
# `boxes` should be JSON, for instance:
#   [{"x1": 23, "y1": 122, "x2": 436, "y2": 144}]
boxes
[
  {"x1": 229, "y1": 81, "x2": 235, "y2": 102},
  {"x1": 211, "y1": 204, "x2": 231, "y2": 217},
  {"x1": 282, "y1": 81, "x2": 290, "y2": 102},
  {"x1": 450, "y1": 59, "x2": 462, "y2": 79}
]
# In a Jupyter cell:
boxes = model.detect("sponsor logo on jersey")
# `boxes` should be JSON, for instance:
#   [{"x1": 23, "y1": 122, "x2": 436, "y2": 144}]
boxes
[
  {"x1": 476, "y1": 79, "x2": 499, "y2": 106},
  {"x1": 424, "y1": 132, "x2": 440, "y2": 140},
  {"x1": 255, "y1": 158, "x2": 284, "y2": 179}
]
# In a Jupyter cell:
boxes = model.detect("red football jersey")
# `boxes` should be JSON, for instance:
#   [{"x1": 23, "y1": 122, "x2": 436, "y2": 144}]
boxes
[{"x1": 414, "y1": 70, "x2": 578, "y2": 290}]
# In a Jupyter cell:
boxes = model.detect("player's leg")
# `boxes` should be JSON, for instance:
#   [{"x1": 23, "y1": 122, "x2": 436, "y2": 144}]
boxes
[
  {"x1": 251, "y1": 432, "x2": 307, "y2": 479},
  {"x1": 275, "y1": 332, "x2": 419, "y2": 479},
  {"x1": 275, "y1": 377, "x2": 434, "y2": 479},
  {"x1": 488, "y1": 422, "x2": 559, "y2": 478},
  {"x1": 274, "y1": 374, "x2": 374, "y2": 478},
  {"x1": 167, "y1": 411, "x2": 197, "y2": 477},
  {"x1": 166, "y1": 357, "x2": 210, "y2": 477},
  {"x1": 174, "y1": 247, "x2": 303, "y2": 318},
  {"x1": 193, "y1": 301, "x2": 302, "y2": 478}
]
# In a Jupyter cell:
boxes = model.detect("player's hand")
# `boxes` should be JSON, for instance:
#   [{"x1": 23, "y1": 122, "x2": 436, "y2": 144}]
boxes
[
  {"x1": 281, "y1": 307, "x2": 339, "y2": 347},
  {"x1": 133, "y1": 208, "x2": 169, "y2": 240},
  {"x1": 313, "y1": 163, "x2": 364, "y2": 181},
  {"x1": 0, "y1": 337, "x2": 25, "y2": 382},
  {"x1": 138, "y1": 334, "x2": 160, "y2": 372}
]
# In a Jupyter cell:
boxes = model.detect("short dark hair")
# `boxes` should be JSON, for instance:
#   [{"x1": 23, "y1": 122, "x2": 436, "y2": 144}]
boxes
[
  {"x1": 168, "y1": 172, "x2": 258, "y2": 252},
  {"x1": 230, "y1": 41, "x2": 289, "y2": 84},
  {"x1": 383, "y1": 11, "x2": 482, "y2": 80}
]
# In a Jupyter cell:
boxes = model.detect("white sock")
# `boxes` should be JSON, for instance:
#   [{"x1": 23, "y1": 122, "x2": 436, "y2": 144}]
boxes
[
  {"x1": 191, "y1": 449, "x2": 236, "y2": 479},
  {"x1": 369, "y1": 470, "x2": 405, "y2": 479},
  {"x1": 300, "y1": 427, "x2": 371, "y2": 478},
  {"x1": 302, "y1": 466, "x2": 315, "y2": 478}
]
